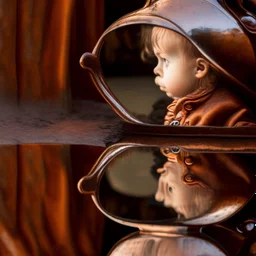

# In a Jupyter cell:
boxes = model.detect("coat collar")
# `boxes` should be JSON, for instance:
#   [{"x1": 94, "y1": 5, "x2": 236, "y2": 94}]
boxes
[{"x1": 167, "y1": 86, "x2": 216, "y2": 117}]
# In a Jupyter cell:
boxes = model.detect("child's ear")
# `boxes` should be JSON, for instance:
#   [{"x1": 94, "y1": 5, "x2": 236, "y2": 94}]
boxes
[{"x1": 195, "y1": 58, "x2": 209, "y2": 78}]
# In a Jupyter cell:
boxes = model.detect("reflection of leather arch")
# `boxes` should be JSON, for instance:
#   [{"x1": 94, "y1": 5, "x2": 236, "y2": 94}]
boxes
[{"x1": 77, "y1": 137, "x2": 256, "y2": 231}]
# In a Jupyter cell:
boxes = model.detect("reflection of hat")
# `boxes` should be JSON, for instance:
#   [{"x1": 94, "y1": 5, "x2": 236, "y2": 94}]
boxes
[{"x1": 104, "y1": 0, "x2": 256, "y2": 98}]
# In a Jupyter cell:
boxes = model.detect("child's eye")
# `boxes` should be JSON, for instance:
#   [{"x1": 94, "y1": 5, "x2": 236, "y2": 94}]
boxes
[{"x1": 163, "y1": 58, "x2": 169, "y2": 65}]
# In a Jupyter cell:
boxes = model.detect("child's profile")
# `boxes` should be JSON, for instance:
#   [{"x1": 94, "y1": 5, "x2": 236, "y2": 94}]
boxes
[
  {"x1": 142, "y1": 26, "x2": 256, "y2": 126},
  {"x1": 152, "y1": 27, "x2": 215, "y2": 100}
]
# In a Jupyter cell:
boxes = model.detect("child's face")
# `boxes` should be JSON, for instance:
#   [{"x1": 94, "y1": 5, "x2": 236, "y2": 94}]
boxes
[
  {"x1": 155, "y1": 161, "x2": 213, "y2": 219},
  {"x1": 152, "y1": 29, "x2": 197, "y2": 99},
  {"x1": 155, "y1": 161, "x2": 194, "y2": 216}
]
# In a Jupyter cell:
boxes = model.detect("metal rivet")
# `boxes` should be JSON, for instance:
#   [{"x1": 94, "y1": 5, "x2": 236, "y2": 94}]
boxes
[
  {"x1": 171, "y1": 147, "x2": 180, "y2": 154},
  {"x1": 184, "y1": 174, "x2": 193, "y2": 182},
  {"x1": 241, "y1": 16, "x2": 256, "y2": 31},
  {"x1": 184, "y1": 156, "x2": 194, "y2": 166},
  {"x1": 170, "y1": 120, "x2": 180, "y2": 126},
  {"x1": 184, "y1": 103, "x2": 193, "y2": 111},
  {"x1": 237, "y1": 219, "x2": 256, "y2": 234}
]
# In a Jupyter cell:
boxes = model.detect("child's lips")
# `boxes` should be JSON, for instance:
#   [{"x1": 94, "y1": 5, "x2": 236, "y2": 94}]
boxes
[
  {"x1": 155, "y1": 77, "x2": 161, "y2": 86},
  {"x1": 158, "y1": 85, "x2": 166, "y2": 92},
  {"x1": 155, "y1": 78, "x2": 165, "y2": 90}
]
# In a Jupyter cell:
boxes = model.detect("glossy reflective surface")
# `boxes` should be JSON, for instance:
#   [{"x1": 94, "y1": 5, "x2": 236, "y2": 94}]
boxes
[
  {"x1": 96, "y1": 147, "x2": 255, "y2": 225},
  {"x1": 109, "y1": 224, "x2": 256, "y2": 255},
  {"x1": 1, "y1": 141, "x2": 256, "y2": 255},
  {"x1": 0, "y1": 145, "x2": 114, "y2": 255},
  {"x1": 76, "y1": 140, "x2": 256, "y2": 255},
  {"x1": 3, "y1": 0, "x2": 256, "y2": 255},
  {"x1": 109, "y1": 233, "x2": 227, "y2": 256}
]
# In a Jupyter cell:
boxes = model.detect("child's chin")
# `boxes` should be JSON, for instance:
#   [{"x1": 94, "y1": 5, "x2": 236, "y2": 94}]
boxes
[{"x1": 166, "y1": 92, "x2": 176, "y2": 99}]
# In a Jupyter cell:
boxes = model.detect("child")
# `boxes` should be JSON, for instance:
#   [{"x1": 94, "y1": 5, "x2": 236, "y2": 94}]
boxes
[{"x1": 144, "y1": 26, "x2": 256, "y2": 126}]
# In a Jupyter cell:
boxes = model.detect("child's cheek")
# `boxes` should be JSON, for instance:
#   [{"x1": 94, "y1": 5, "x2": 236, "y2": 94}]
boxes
[{"x1": 165, "y1": 73, "x2": 175, "y2": 87}]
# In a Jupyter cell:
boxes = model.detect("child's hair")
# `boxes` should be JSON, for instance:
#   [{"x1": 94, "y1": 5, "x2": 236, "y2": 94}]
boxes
[
  {"x1": 151, "y1": 27, "x2": 202, "y2": 59},
  {"x1": 141, "y1": 26, "x2": 203, "y2": 62},
  {"x1": 141, "y1": 26, "x2": 218, "y2": 90}
]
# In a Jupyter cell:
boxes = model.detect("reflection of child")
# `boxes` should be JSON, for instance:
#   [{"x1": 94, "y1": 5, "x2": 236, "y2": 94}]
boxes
[
  {"x1": 148, "y1": 27, "x2": 255, "y2": 126},
  {"x1": 155, "y1": 149, "x2": 253, "y2": 221},
  {"x1": 155, "y1": 159, "x2": 214, "y2": 219}
]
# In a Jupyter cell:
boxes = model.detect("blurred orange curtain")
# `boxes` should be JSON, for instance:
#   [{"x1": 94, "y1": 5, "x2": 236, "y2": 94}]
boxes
[
  {"x1": 0, "y1": 145, "x2": 105, "y2": 255},
  {"x1": 0, "y1": 0, "x2": 17, "y2": 105},
  {"x1": 17, "y1": 0, "x2": 73, "y2": 104},
  {"x1": 0, "y1": 0, "x2": 105, "y2": 106},
  {"x1": 0, "y1": 0, "x2": 106, "y2": 255}
]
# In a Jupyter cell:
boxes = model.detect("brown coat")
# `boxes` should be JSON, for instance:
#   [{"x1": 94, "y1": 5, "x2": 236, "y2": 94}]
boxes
[{"x1": 164, "y1": 87, "x2": 255, "y2": 127}]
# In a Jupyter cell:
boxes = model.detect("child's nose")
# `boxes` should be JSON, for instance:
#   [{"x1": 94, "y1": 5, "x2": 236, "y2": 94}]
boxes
[{"x1": 154, "y1": 63, "x2": 162, "y2": 76}]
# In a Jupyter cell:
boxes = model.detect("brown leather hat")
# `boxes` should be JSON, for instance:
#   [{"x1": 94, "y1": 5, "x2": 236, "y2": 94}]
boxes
[{"x1": 96, "y1": 0, "x2": 256, "y2": 98}]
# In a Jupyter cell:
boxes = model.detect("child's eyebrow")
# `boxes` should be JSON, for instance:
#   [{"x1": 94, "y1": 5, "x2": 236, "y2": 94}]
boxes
[
  {"x1": 153, "y1": 46, "x2": 175, "y2": 57},
  {"x1": 154, "y1": 50, "x2": 168, "y2": 58}
]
